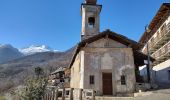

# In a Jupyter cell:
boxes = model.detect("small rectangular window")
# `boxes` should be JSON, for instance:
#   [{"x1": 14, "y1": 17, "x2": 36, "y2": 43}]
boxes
[
  {"x1": 90, "y1": 75, "x2": 95, "y2": 84},
  {"x1": 121, "y1": 75, "x2": 126, "y2": 85},
  {"x1": 65, "y1": 90, "x2": 70, "y2": 95}
]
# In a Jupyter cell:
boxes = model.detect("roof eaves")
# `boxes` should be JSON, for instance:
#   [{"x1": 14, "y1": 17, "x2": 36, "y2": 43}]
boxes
[{"x1": 139, "y1": 3, "x2": 170, "y2": 43}]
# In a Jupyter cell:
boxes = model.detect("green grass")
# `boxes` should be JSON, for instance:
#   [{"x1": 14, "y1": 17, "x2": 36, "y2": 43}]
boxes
[{"x1": 0, "y1": 95, "x2": 6, "y2": 100}]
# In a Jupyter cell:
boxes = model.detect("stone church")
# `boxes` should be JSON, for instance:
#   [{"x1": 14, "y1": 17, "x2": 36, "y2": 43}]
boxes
[{"x1": 69, "y1": 0, "x2": 150, "y2": 96}]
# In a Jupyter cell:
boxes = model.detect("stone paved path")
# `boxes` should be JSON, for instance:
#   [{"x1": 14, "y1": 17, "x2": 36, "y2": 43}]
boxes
[
  {"x1": 96, "y1": 89, "x2": 170, "y2": 100},
  {"x1": 134, "y1": 92, "x2": 170, "y2": 100}
]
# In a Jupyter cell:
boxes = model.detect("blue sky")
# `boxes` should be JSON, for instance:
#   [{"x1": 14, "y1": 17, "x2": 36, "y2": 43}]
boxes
[{"x1": 0, "y1": 0, "x2": 169, "y2": 51}]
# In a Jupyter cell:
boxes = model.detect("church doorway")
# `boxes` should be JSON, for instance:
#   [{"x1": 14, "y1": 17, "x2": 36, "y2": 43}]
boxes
[{"x1": 102, "y1": 73, "x2": 113, "y2": 95}]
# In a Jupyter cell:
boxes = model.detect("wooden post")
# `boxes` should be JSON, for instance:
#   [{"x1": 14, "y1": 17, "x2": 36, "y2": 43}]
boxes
[
  {"x1": 48, "y1": 93, "x2": 51, "y2": 100},
  {"x1": 44, "y1": 94, "x2": 47, "y2": 100},
  {"x1": 49, "y1": 92, "x2": 52, "y2": 100},
  {"x1": 42, "y1": 94, "x2": 45, "y2": 100},
  {"x1": 92, "y1": 90, "x2": 95, "y2": 100},
  {"x1": 51, "y1": 91, "x2": 55, "y2": 100},
  {"x1": 62, "y1": 88, "x2": 65, "y2": 100},
  {"x1": 70, "y1": 88, "x2": 73, "y2": 100},
  {"x1": 45, "y1": 93, "x2": 48, "y2": 100},
  {"x1": 79, "y1": 89, "x2": 83, "y2": 100},
  {"x1": 45, "y1": 94, "x2": 47, "y2": 100},
  {"x1": 55, "y1": 89, "x2": 58, "y2": 100},
  {"x1": 47, "y1": 93, "x2": 49, "y2": 100}
]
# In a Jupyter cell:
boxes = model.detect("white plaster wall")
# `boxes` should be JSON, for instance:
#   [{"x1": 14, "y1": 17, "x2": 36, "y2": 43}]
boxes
[
  {"x1": 80, "y1": 51, "x2": 85, "y2": 88},
  {"x1": 83, "y1": 51, "x2": 101, "y2": 92},
  {"x1": 114, "y1": 49, "x2": 136, "y2": 93},
  {"x1": 70, "y1": 53, "x2": 81, "y2": 88},
  {"x1": 153, "y1": 59, "x2": 170, "y2": 83},
  {"x1": 153, "y1": 59, "x2": 170, "y2": 71},
  {"x1": 82, "y1": 47, "x2": 136, "y2": 95},
  {"x1": 87, "y1": 38, "x2": 127, "y2": 48},
  {"x1": 101, "y1": 53, "x2": 113, "y2": 69}
]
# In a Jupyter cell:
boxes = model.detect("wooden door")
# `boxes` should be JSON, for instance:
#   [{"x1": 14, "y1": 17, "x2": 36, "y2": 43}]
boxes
[{"x1": 102, "y1": 73, "x2": 113, "y2": 95}]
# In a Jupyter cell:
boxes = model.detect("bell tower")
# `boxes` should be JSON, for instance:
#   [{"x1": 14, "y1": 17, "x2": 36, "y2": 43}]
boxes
[{"x1": 81, "y1": 0, "x2": 102, "y2": 40}]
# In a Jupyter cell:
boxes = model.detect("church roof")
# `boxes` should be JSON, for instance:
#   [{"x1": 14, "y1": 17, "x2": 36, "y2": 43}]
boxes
[
  {"x1": 80, "y1": 29, "x2": 142, "y2": 49},
  {"x1": 69, "y1": 29, "x2": 154, "y2": 68}
]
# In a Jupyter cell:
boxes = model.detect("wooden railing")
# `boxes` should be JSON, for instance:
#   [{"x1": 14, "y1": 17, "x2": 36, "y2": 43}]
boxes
[
  {"x1": 43, "y1": 88, "x2": 95, "y2": 100},
  {"x1": 151, "y1": 41, "x2": 170, "y2": 60},
  {"x1": 143, "y1": 23, "x2": 170, "y2": 54},
  {"x1": 142, "y1": 11, "x2": 169, "y2": 44}
]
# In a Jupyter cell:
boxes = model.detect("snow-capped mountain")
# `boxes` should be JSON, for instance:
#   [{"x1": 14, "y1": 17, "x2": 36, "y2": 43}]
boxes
[
  {"x1": 19, "y1": 45, "x2": 59, "y2": 55},
  {"x1": 0, "y1": 44, "x2": 59, "y2": 63},
  {"x1": 0, "y1": 44, "x2": 23, "y2": 63}
]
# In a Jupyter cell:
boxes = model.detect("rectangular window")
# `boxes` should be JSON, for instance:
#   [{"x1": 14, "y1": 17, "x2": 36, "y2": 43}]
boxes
[
  {"x1": 90, "y1": 75, "x2": 95, "y2": 84},
  {"x1": 121, "y1": 75, "x2": 126, "y2": 85}
]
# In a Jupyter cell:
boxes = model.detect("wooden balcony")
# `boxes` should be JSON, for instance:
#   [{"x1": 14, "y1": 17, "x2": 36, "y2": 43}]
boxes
[
  {"x1": 152, "y1": 41, "x2": 170, "y2": 66},
  {"x1": 149, "y1": 23, "x2": 170, "y2": 54}
]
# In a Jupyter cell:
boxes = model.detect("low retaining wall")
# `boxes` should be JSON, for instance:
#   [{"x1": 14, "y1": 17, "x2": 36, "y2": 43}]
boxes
[{"x1": 43, "y1": 88, "x2": 95, "y2": 100}]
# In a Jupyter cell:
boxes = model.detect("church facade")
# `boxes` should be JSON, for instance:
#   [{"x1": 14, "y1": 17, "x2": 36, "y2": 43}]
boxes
[{"x1": 69, "y1": 0, "x2": 149, "y2": 96}]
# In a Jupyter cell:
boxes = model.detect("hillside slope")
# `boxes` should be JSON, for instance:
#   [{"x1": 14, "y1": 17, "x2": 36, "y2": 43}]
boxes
[{"x1": 0, "y1": 46, "x2": 75, "y2": 93}]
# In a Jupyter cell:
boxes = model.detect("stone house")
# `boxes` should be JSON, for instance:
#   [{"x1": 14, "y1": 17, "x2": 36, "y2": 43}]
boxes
[
  {"x1": 48, "y1": 67, "x2": 65, "y2": 86},
  {"x1": 139, "y1": 3, "x2": 170, "y2": 85},
  {"x1": 48, "y1": 67, "x2": 70, "y2": 88},
  {"x1": 69, "y1": 0, "x2": 152, "y2": 96}
]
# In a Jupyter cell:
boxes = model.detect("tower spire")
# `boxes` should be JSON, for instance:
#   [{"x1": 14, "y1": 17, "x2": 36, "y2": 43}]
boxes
[{"x1": 81, "y1": 0, "x2": 102, "y2": 40}]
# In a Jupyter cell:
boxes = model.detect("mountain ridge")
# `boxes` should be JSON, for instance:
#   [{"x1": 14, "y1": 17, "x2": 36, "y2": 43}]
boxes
[
  {"x1": 0, "y1": 44, "x2": 24, "y2": 63},
  {"x1": 0, "y1": 45, "x2": 75, "y2": 93},
  {"x1": 0, "y1": 44, "x2": 60, "y2": 63}
]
